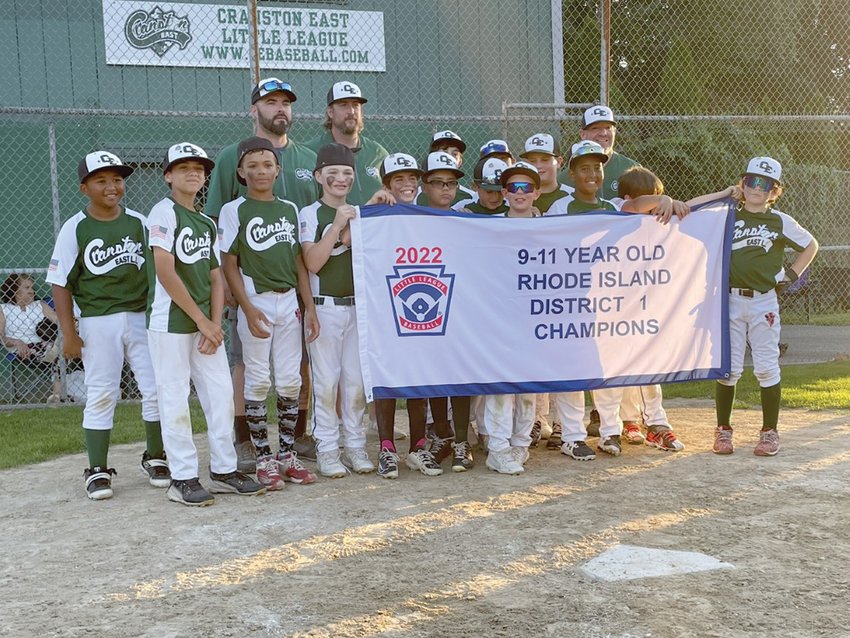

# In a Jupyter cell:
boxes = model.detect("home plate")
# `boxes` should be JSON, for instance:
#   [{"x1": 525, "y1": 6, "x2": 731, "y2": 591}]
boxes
[{"x1": 579, "y1": 544, "x2": 734, "y2": 582}]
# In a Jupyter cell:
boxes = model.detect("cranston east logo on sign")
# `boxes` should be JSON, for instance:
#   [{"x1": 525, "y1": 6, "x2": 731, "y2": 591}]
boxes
[{"x1": 103, "y1": 0, "x2": 386, "y2": 71}]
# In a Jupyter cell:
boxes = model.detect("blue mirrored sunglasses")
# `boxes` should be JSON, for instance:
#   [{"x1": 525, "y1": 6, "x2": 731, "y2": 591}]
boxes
[
  {"x1": 506, "y1": 181, "x2": 534, "y2": 194},
  {"x1": 481, "y1": 142, "x2": 509, "y2": 156},
  {"x1": 743, "y1": 175, "x2": 776, "y2": 191},
  {"x1": 259, "y1": 80, "x2": 293, "y2": 95}
]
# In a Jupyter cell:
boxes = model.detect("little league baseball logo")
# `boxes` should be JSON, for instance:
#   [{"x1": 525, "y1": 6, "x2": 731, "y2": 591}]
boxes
[
  {"x1": 765, "y1": 312, "x2": 776, "y2": 327},
  {"x1": 125, "y1": 5, "x2": 192, "y2": 57},
  {"x1": 386, "y1": 265, "x2": 455, "y2": 336}
]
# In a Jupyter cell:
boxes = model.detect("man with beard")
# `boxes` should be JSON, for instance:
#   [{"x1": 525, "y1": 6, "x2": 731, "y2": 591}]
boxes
[
  {"x1": 305, "y1": 81, "x2": 388, "y2": 206},
  {"x1": 206, "y1": 78, "x2": 319, "y2": 473}
]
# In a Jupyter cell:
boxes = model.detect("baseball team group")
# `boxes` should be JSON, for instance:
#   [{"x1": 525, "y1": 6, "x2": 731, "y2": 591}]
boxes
[{"x1": 2, "y1": 76, "x2": 817, "y2": 505}]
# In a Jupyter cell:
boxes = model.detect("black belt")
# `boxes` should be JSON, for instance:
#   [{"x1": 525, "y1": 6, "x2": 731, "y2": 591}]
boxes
[
  {"x1": 270, "y1": 287, "x2": 292, "y2": 293},
  {"x1": 730, "y1": 287, "x2": 762, "y2": 297},
  {"x1": 313, "y1": 296, "x2": 355, "y2": 306}
]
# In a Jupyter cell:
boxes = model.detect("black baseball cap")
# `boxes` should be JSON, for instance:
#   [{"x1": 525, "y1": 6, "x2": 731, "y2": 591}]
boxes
[
  {"x1": 236, "y1": 137, "x2": 279, "y2": 185},
  {"x1": 500, "y1": 161, "x2": 541, "y2": 189},
  {"x1": 251, "y1": 78, "x2": 297, "y2": 104},
  {"x1": 314, "y1": 143, "x2": 356, "y2": 172},
  {"x1": 78, "y1": 151, "x2": 134, "y2": 183}
]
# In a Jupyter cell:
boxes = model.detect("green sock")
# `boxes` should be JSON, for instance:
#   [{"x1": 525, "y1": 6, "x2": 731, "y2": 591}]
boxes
[
  {"x1": 760, "y1": 383, "x2": 781, "y2": 430},
  {"x1": 715, "y1": 382, "x2": 736, "y2": 427},
  {"x1": 144, "y1": 420, "x2": 164, "y2": 457},
  {"x1": 85, "y1": 428, "x2": 112, "y2": 468}
]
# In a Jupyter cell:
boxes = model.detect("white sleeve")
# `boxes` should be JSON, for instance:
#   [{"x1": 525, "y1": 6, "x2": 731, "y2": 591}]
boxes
[
  {"x1": 298, "y1": 205, "x2": 319, "y2": 245},
  {"x1": 452, "y1": 198, "x2": 474, "y2": 212},
  {"x1": 218, "y1": 200, "x2": 240, "y2": 254},
  {"x1": 147, "y1": 201, "x2": 177, "y2": 252},
  {"x1": 778, "y1": 211, "x2": 814, "y2": 251},
  {"x1": 46, "y1": 214, "x2": 82, "y2": 287},
  {"x1": 546, "y1": 198, "x2": 569, "y2": 216}
]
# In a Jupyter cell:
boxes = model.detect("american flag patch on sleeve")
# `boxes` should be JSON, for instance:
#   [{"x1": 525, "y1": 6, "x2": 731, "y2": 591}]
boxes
[
  {"x1": 150, "y1": 225, "x2": 168, "y2": 241},
  {"x1": 48, "y1": 259, "x2": 59, "y2": 272}
]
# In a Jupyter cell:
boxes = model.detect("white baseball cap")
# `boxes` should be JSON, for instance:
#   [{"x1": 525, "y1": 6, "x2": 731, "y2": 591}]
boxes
[
  {"x1": 472, "y1": 157, "x2": 508, "y2": 191},
  {"x1": 380, "y1": 153, "x2": 423, "y2": 181},
  {"x1": 430, "y1": 130, "x2": 466, "y2": 153},
  {"x1": 743, "y1": 156, "x2": 782, "y2": 184},
  {"x1": 520, "y1": 133, "x2": 561, "y2": 158},
  {"x1": 568, "y1": 140, "x2": 609, "y2": 167},
  {"x1": 500, "y1": 160, "x2": 541, "y2": 188},
  {"x1": 327, "y1": 81, "x2": 367, "y2": 105},
  {"x1": 480, "y1": 139, "x2": 512, "y2": 158},
  {"x1": 582, "y1": 105, "x2": 616, "y2": 128},
  {"x1": 77, "y1": 151, "x2": 134, "y2": 183},
  {"x1": 161, "y1": 142, "x2": 215, "y2": 175},
  {"x1": 423, "y1": 151, "x2": 464, "y2": 179}
]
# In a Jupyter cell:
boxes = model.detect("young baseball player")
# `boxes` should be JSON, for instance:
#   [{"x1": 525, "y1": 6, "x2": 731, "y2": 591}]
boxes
[
  {"x1": 416, "y1": 130, "x2": 475, "y2": 207},
  {"x1": 219, "y1": 137, "x2": 320, "y2": 490},
  {"x1": 371, "y1": 153, "x2": 443, "y2": 478},
  {"x1": 419, "y1": 152, "x2": 475, "y2": 472},
  {"x1": 46, "y1": 151, "x2": 164, "y2": 500},
  {"x1": 453, "y1": 156, "x2": 510, "y2": 215},
  {"x1": 147, "y1": 143, "x2": 265, "y2": 506},
  {"x1": 299, "y1": 143, "x2": 373, "y2": 478},
  {"x1": 483, "y1": 161, "x2": 543, "y2": 475},
  {"x1": 687, "y1": 157, "x2": 818, "y2": 456},
  {"x1": 520, "y1": 133, "x2": 574, "y2": 215}
]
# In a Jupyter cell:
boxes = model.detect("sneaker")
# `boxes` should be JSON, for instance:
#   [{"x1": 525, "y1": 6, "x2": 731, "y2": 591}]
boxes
[
  {"x1": 713, "y1": 427, "x2": 734, "y2": 455},
  {"x1": 622, "y1": 421, "x2": 645, "y2": 445},
  {"x1": 167, "y1": 478, "x2": 215, "y2": 506},
  {"x1": 406, "y1": 448, "x2": 444, "y2": 476},
  {"x1": 451, "y1": 441, "x2": 474, "y2": 472},
  {"x1": 587, "y1": 409, "x2": 601, "y2": 437},
  {"x1": 256, "y1": 458, "x2": 286, "y2": 491},
  {"x1": 275, "y1": 450, "x2": 317, "y2": 484},
  {"x1": 429, "y1": 436, "x2": 454, "y2": 463},
  {"x1": 561, "y1": 440, "x2": 596, "y2": 461},
  {"x1": 84, "y1": 466, "x2": 116, "y2": 500},
  {"x1": 545, "y1": 422, "x2": 563, "y2": 450},
  {"x1": 529, "y1": 421, "x2": 541, "y2": 448},
  {"x1": 754, "y1": 429, "x2": 780, "y2": 457},
  {"x1": 209, "y1": 470, "x2": 266, "y2": 496},
  {"x1": 645, "y1": 426, "x2": 685, "y2": 451},
  {"x1": 378, "y1": 448, "x2": 400, "y2": 479},
  {"x1": 234, "y1": 440, "x2": 257, "y2": 474},
  {"x1": 598, "y1": 435, "x2": 622, "y2": 456},
  {"x1": 140, "y1": 451, "x2": 170, "y2": 488},
  {"x1": 341, "y1": 447, "x2": 375, "y2": 474},
  {"x1": 317, "y1": 450, "x2": 348, "y2": 478},
  {"x1": 486, "y1": 449, "x2": 524, "y2": 475},
  {"x1": 292, "y1": 435, "x2": 317, "y2": 461},
  {"x1": 512, "y1": 446, "x2": 530, "y2": 466}
]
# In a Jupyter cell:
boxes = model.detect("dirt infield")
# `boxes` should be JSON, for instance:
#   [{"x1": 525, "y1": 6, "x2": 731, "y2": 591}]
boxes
[{"x1": 3, "y1": 402, "x2": 849, "y2": 638}]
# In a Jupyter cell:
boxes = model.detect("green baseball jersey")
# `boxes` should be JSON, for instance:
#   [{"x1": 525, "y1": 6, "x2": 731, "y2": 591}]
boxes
[
  {"x1": 417, "y1": 184, "x2": 476, "y2": 208},
  {"x1": 304, "y1": 131, "x2": 388, "y2": 206},
  {"x1": 147, "y1": 198, "x2": 220, "y2": 333},
  {"x1": 535, "y1": 184, "x2": 574, "y2": 214},
  {"x1": 46, "y1": 207, "x2": 149, "y2": 317},
  {"x1": 205, "y1": 139, "x2": 319, "y2": 217},
  {"x1": 218, "y1": 195, "x2": 301, "y2": 294},
  {"x1": 298, "y1": 201, "x2": 355, "y2": 298},
  {"x1": 730, "y1": 207, "x2": 813, "y2": 293},
  {"x1": 552, "y1": 195, "x2": 620, "y2": 215},
  {"x1": 558, "y1": 151, "x2": 640, "y2": 200}
]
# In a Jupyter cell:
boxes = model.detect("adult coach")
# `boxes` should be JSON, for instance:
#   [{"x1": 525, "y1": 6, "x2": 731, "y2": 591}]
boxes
[
  {"x1": 305, "y1": 81, "x2": 388, "y2": 206},
  {"x1": 558, "y1": 105, "x2": 639, "y2": 200},
  {"x1": 206, "y1": 78, "x2": 319, "y2": 470}
]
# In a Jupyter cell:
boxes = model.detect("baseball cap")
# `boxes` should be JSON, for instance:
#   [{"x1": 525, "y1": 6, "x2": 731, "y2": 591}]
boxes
[
  {"x1": 582, "y1": 105, "x2": 616, "y2": 128},
  {"x1": 480, "y1": 139, "x2": 512, "y2": 159},
  {"x1": 430, "y1": 130, "x2": 466, "y2": 154},
  {"x1": 743, "y1": 156, "x2": 782, "y2": 184},
  {"x1": 326, "y1": 81, "x2": 367, "y2": 105},
  {"x1": 568, "y1": 141, "x2": 609, "y2": 168},
  {"x1": 161, "y1": 142, "x2": 215, "y2": 175},
  {"x1": 236, "y1": 137, "x2": 279, "y2": 185},
  {"x1": 500, "y1": 161, "x2": 541, "y2": 189},
  {"x1": 423, "y1": 151, "x2": 464, "y2": 179},
  {"x1": 380, "y1": 153, "x2": 423, "y2": 182},
  {"x1": 472, "y1": 157, "x2": 508, "y2": 191},
  {"x1": 77, "y1": 151, "x2": 134, "y2": 183},
  {"x1": 314, "y1": 143, "x2": 356, "y2": 172},
  {"x1": 251, "y1": 77, "x2": 297, "y2": 104},
  {"x1": 520, "y1": 133, "x2": 561, "y2": 159}
]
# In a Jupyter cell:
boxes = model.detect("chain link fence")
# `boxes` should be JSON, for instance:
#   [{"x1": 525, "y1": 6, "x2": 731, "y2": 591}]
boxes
[{"x1": 2, "y1": 0, "x2": 848, "y2": 407}]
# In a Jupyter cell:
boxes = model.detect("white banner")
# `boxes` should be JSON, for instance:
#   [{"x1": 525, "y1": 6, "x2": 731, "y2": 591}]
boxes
[
  {"x1": 103, "y1": 0, "x2": 386, "y2": 71},
  {"x1": 352, "y1": 203, "x2": 734, "y2": 400}
]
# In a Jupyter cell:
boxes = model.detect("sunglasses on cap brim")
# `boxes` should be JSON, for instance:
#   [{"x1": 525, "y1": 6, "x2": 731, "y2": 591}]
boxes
[
  {"x1": 258, "y1": 80, "x2": 293, "y2": 96},
  {"x1": 481, "y1": 143, "x2": 509, "y2": 155}
]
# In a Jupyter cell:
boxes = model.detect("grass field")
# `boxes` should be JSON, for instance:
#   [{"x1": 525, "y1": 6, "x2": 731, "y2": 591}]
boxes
[{"x1": 2, "y1": 360, "x2": 849, "y2": 471}]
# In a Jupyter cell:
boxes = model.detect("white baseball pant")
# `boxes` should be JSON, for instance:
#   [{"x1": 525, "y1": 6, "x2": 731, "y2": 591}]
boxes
[
  {"x1": 237, "y1": 289, "x2": 302, "y2": 401},
  {"x1": 719, "y1": 289, "x2": 781, "y2": 388},
  {"x1": 535, "y1": 393, "x2": 551, "y2": 428},
  {"x1": 79, "y1": 312, "x2": 158, "y2": 430},
  {"x1": 620, "y1": 385, "x2": 669, "y2": 427},
  {"x1": 590, "y1": 388, "x2": 627, "y2": 438},
  {"x1": 552, "y1": 391, "x2": 589, "y2": 442},
  {"x1": 308, "y1": 303, "x2": 366, "y2": 453},
  {"x1": 147, "y1": 330, "x2": 236, "y2": 480},
  {"x1": 484, "y1": 393, "x2": 535, "y2": 452}
]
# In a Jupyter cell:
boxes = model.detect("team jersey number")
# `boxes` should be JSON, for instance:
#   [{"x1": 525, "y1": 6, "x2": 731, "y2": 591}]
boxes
[{"x1": 394, "y1": 246, "x2": 443, "y2": 264}]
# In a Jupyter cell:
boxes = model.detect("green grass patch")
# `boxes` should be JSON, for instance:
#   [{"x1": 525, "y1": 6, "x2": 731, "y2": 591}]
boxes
[{"x1": 782, "y1": 310, "x2": 850, "y2": 326}]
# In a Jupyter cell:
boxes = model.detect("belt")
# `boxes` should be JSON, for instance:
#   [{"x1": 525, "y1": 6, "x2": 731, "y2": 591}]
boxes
[
  {"x1": 313, "y1": 295, "x2": 355, "y2": 306},
  {"x1": 730, "y1": 287, "x2": 769, "y2": 298},
  {"x1": 269, "y1": 287, "x2": 292, "y2": 294}
]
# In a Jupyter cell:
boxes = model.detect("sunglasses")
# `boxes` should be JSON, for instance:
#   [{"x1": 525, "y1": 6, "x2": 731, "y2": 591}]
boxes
[
  {"x1": 506, "y1": 181, "x2": 535, "y2": 194},
  {"x1": 427, "y1": 179, "x2": 458, "y2": 190},
  {"x1": 481, "y1": 142, "x2": 509, "y2": 156},
  {"x1": 743, "y1": 175, "x2": 776, "y2": 191},
  {"x1": 258, "y1": 80, "x2": 293, "y2": 96}
]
